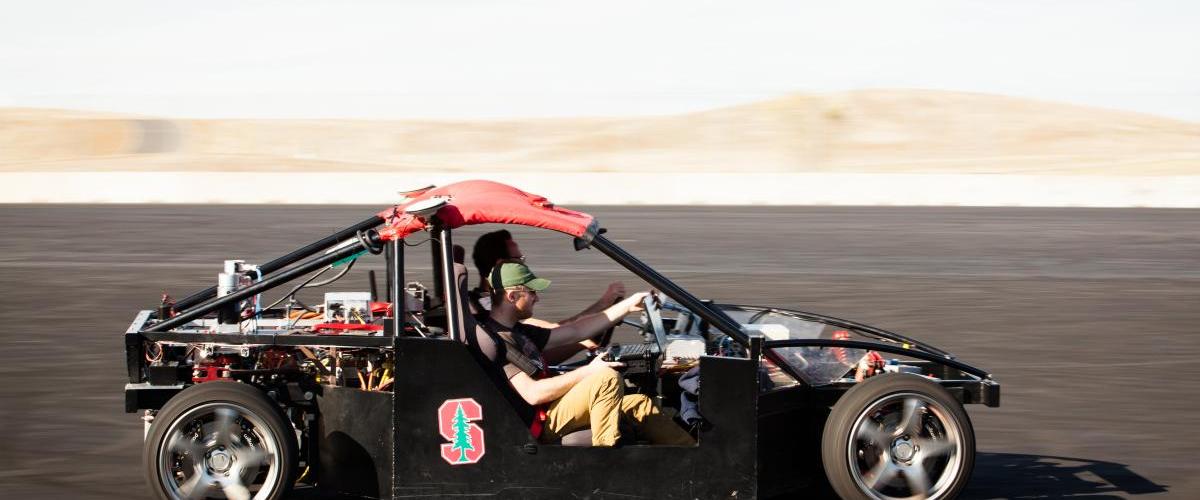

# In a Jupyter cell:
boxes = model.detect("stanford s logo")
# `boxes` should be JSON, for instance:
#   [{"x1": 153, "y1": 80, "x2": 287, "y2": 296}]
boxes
[{"x1": 438, "y1": 398, "x2": 485, "y2": 465}]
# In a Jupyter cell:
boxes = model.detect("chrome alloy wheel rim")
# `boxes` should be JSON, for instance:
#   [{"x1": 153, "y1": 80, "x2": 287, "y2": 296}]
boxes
[
  {"x1": 847, "y1": 392, "x2": 963, "y2": 500},
  {"x1": 157, "y1": 403, "x2": 281, "y2": 500}
]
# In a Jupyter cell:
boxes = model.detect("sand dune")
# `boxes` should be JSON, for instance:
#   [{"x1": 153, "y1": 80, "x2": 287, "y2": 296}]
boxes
[{"x1": 3, "y1": 90, "x2": 1199, "y2": 175}]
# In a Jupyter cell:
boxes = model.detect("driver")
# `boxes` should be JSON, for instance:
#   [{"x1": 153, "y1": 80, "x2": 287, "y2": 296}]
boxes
[
  {"x1": 470, "y1": 229, "x2": 625, "y2": 363},
  {"x1": 472, "y1": 261, "x2": 694, "y2": 447}
]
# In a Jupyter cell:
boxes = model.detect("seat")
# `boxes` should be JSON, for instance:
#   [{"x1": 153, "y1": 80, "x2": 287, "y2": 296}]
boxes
[
  {"x1": 558, "y1": 429, "x2": 594, "y2": 447},
  {"x1": 546, "y1": 421, "x2": 638, "y2": 447}
]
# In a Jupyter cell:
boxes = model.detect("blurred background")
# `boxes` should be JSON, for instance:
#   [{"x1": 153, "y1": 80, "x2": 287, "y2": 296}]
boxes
[{"x1": 1, "y1": 1, "x2": 1198, "y2": 498}]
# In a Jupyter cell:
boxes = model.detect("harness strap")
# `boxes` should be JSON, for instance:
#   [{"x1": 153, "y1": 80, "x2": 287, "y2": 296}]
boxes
[{"x1": 488, "y1": 321, "x2": 551, "y2": 439}]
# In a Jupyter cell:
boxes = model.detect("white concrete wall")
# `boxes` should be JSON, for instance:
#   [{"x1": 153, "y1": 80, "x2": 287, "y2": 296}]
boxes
[{"x1": 3, "y1": 172, "x2": 1198, "y2": 207}]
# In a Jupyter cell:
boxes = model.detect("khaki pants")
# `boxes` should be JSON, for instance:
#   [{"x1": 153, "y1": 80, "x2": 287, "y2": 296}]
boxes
[{"x1": 541, "y1": 367, "x2": 695, "y2": 446}]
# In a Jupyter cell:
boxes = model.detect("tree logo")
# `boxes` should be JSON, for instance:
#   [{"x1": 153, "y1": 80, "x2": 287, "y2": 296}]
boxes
[{"x1": 438, "y1": 398, "x2": 485, "y2": 465}]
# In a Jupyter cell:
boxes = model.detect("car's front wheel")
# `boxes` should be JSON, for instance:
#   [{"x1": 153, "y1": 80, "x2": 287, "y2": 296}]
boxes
[
  {"x1": 143, "y1": 382, "x2": 297, "y2": 500},
  {"x1": 821, "y1": 373, "x2": 975, "y2": 500}
]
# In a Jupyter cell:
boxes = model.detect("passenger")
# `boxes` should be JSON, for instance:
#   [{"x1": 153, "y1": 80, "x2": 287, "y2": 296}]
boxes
[
  {"x1": 474, "y1": 261, "x2": 694, "y2": 447},
  {"x1": 470, "y1": 229, "x2": 624, "y2": 362},
  {"x1": 467, "y1": 229, "x2": 514, "y2": 313}
]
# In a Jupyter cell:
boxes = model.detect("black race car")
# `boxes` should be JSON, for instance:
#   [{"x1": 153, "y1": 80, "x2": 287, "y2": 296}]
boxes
[{"x1": 125, "y1": 180, "x2": 999, "y2": 499}]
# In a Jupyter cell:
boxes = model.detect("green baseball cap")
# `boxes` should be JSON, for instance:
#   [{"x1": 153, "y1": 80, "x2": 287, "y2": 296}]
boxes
[{"x1": 490, "y1": 261, "x2": 551, "y2": 292}]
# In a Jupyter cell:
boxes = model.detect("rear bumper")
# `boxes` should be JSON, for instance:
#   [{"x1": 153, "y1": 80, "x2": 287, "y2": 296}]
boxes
[{"x1": 124, "y1": 383, "x2": 183, "y2": 413}]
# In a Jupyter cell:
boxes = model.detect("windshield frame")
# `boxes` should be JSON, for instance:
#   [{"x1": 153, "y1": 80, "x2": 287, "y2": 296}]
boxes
[{"x1": 586, "y1": 234, "x2": 750, "y2": 346}]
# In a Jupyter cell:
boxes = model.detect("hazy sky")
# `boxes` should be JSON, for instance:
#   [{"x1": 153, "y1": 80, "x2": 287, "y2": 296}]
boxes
[{"x1": 1, "y1": 0, "x2": 1197, "y2": 120}]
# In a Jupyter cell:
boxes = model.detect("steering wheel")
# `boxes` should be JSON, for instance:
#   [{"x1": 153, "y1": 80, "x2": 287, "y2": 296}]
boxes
[
  {"x1": 590, "y1": 291, "x2": 667, "y2": 353},
  {"x1": 641, "y1": 292, "x2": 668, "y2": 352},
  {"x1": 592, "y1": 292, "x2": 665, "y2": 350}
]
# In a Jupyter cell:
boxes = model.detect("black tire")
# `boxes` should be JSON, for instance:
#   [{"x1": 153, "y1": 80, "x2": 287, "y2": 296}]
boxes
[
  {"x1": 144, "y1": 382, "x2": 297, "y2": 500},
  {"x1": 821, "y1": 374, "x2": 975, "y2": 500}
]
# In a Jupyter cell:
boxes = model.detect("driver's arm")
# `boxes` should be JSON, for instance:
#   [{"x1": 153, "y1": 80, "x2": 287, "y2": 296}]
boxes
[
  {"x1": 508, "y1": 355, "x2": 624, "y2": 405},
  {"x1": 543, "y1": 292, "x2": 648, "y2": 350}
]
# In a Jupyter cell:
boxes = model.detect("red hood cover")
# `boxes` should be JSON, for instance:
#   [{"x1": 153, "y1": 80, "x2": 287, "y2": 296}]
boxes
[{"x1": 376, "y1": 180, "x2": 596, "y2": 241}]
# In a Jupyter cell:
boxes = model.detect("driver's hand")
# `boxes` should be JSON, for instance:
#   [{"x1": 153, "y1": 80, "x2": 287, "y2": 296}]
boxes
[
  {"x1": 587, "y1": 352, "x2": 625, "y2": 371},
  {"x1": 624, "y1": 291, "x2": 651, "y2": 313}
]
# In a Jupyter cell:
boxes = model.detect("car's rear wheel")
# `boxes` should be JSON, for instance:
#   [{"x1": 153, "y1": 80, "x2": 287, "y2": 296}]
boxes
[
  {"x1": 821, "y1": 374, "x2": 975, "y2": 500},
  {"x1": 144, "y1": 382, "x2": 296, "y2": 500}
]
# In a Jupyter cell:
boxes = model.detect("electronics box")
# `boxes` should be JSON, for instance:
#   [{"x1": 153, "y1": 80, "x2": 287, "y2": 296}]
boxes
[{"x1": 324, "y1": 292, "x2": 373, "y2": 322}]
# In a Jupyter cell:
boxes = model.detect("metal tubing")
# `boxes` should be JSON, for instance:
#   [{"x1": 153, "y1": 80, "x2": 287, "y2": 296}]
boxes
[
  {"x1": 389, "y1": 241, "x2": 404, "y2": 337},
  {"x1": 590, "y1": 234, "x2": 748, "y2": 345},
  {"x1": 429, "y1": 229, "x2": 445, "y2": 302},
  {"x1": 385, "y1": 240, "x2": 395, "y2": 303},
  {"x1": 145, "y1": 233, "x2": 378, "y2": 332},
  {"x1": 173, "y1": 215, "x2": 384, "y2": 310},
  {"x1": 763, "y1": 338, "x2": 990, "y2": 379},
  {"x1": 434, "y1": 224, "x2": 466, "y2": 343}
]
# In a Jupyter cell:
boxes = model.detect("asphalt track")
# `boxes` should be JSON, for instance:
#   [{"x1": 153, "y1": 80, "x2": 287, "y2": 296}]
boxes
[{"x1": 1, "y1": 205, "x2": 1197, "y2": 499}]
